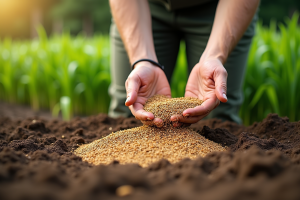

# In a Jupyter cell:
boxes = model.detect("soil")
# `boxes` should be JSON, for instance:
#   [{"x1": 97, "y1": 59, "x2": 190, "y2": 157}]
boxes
[{"x1": 0, "y1": 101, "x2": 300, "y2": 200}]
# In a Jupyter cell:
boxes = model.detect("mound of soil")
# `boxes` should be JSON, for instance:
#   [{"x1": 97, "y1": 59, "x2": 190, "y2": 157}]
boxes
[{"x1": 0, "y1": 102, "x2": 300, "y2": 200}]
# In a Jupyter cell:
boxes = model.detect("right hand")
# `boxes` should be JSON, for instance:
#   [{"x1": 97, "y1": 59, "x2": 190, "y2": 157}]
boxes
[{"x1": 125, "y1": 61, "x2": 171, "y2": 127}]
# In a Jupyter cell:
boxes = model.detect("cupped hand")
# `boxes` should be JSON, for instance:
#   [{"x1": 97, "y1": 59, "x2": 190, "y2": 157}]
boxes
[
  {"x1": 170, "y1": 58, "x2": 228, "y2": 127},
  {"x1": 125, "y1": 61, "x2": 171, "y2": 127}
]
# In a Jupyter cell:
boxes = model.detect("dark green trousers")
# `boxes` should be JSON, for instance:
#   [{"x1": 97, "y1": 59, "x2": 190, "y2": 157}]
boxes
[{"x1": 108, "y1": 1, "x2": 257, "y2": 124}]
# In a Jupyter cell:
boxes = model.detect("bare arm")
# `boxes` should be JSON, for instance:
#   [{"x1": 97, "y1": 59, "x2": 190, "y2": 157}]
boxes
[
  {"x1": 109, "y1": 0, "x2": 157, "y2": 64},
  {"x1": 175, "y1": 0, "x2": 260, "y2": 125},
  {"x1": 109, "y1": 0, "x2": 171, "y2": 126},
  {"x1": 203, "y1": 0, "x2": 260, "y2": 63}
]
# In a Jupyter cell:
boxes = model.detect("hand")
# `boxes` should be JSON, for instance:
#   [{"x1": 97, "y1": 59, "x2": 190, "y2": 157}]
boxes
[
  {"x1": 171, "y1": 58, "x2": 228, "y2": 127},
  {"x1": 125, "y1": 61, "x2": 171, "y2": 127}
]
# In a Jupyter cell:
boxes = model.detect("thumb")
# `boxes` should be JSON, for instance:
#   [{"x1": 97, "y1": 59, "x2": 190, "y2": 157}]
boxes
[
  {"x1": 214, "y1": 68, "x2": 228, "y2": 103},
  {"x1": 125, "y1": 74, "x2": 141, "y2": 106}
]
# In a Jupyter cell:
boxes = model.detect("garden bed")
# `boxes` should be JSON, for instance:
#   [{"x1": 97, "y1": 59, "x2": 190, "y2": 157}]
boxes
[{"x1": 0, "y1": 102, "x2": 300, "y2": 200}]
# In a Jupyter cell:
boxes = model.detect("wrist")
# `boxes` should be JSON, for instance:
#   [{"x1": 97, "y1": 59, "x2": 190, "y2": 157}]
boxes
[
  {"x1": 133, "y1": 61, "x2": 158, "y2": 70},
  {"x1": 132, "y1": 59, "x2": 164, "y2": 71},
  {"x1": 201, "y1": 47, "x2": 228, "y2": 64},
  {"x1": 129, "y1": 52, "x2": 157, "y2": 66}
]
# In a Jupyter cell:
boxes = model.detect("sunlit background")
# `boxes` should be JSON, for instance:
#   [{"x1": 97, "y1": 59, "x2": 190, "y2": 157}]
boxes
[
  {"x1": 0, "y1": 0, "x2": 299, "y2": 39},
  {"x1": 0, "y1": 0, "x2": 110, "y2": 39}
]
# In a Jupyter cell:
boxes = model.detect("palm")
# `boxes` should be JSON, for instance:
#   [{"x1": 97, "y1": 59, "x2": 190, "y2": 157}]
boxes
[
  {"x1": 125, "y1": 65, "x2": 171, "y2": 124},
  {"x1": 133, "y1": 67, "x2": 171, "y2": 105},
  {"x1": 170, "y1": 59, "x2": 228, "y2": 125},
  {"x1": 185, "y1": 62, "x2": 219, "y2": 106}
]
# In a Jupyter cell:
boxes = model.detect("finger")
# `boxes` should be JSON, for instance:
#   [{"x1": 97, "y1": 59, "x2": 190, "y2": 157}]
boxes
[
  {"x1": 177, "y1": 115, "x2": 207, "y2": 124},
  {"x1": 173, "y1": 122, "x2": 192, "y2": 128},
  {"x1": 171, "y1": 113, "x2": 207, "y2": 124},
  {"x1": 183, "y1": 98, "x2": 217, "y2": 117},
  {"x1": 214, "y1": 68, "x2": 228, "y2": 103},
  {"x1": 141, "y1": 120, "x2": 155, "y2": 126},
  {"x1": 125, "y1": 74, "x2": 141, "y2": 106},
  {"x1": 172, "y1": 121, "x2": 183, "y2": 128},
  {"x1": 129, "y1": 103, "x2": 154, "y2": 121},
  {"x1": 170, "y1": 114, "x2": 182, "y2": 122},
  {"x1": 141, "y1": 117, "x2": 164, "y2": 128},
  {"x1": 182, "y1": 123, "x2": 191, "y2": 127},
  {"x1": 171, "y1": 114, "x2": 183, "y2": 127},
  {"x1": 171, "y1": 114, "x2": 200, "y2": 126},
  {"x1": 153, "y1": 118, "x2": 164, "y2": 128}
]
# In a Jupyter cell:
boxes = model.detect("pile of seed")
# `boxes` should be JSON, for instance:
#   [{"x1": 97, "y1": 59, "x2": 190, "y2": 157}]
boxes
[
  {"x1": 75, "y1": 95, "x2": 226, "y2": 167},
  {"x1": 143, "y1": 95, "x2": 203, "y2": 126}
]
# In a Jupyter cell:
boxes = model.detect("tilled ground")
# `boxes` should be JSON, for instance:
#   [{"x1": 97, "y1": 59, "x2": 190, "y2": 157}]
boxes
[{"x1": 0, "y1": 103, "x2": 300, "y2": 200}]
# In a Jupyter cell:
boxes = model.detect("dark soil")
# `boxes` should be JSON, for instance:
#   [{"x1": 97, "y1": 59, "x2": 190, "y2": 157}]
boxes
[{"x1": 1, "y1": 102, "x2": 300, "y2": 200}]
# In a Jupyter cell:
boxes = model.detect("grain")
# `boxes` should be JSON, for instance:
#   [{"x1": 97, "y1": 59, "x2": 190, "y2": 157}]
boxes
[
  {"x1": 74, "y1": 95, "x2": 225, "y2": 167},
  {"x1": 143, "y1": 95, "x2": 203, "y2": 126},
  {"x1": 75, "y1": 125, "x2": 226, "y2": 167},
  {"x1": 116, "y1": 185, "x2": 134, "y2": 197}
]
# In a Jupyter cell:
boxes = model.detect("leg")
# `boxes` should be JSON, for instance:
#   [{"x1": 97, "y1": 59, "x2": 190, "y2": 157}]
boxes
[
  {"x1": 108, "y1": 21, "x2": 132, "y2": 118},
  {"x1": 149, "y1": 2, "x2": 182, "y2": 82}
]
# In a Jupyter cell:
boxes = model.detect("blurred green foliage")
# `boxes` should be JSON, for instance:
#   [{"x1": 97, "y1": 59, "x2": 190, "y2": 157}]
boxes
[
  {"x1": 259, "y1": 0, "x2": 300, "y2": 26},
  {"x1": 0, "y1": 28, "x2": 111, "y2": 118},
  {"x1": 1, "y1": 13, "x2": 300, "y2": 124},
  {"x1": 51, "y1": 0, "x2": 111, "y2": 35},
  {"x1": 48, "y1": 0, "x2": 300, "y2": 35},
  {"x1": 0, "y1": 0, "x2": 299, "y2": 39},
  {"x1": 240, "y1": 13, "x2": 300, "y2": 125}
]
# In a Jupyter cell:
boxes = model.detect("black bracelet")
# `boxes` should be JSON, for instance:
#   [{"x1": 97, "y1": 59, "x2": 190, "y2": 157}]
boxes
[{"x1": 131, "y1": 59, "x2": 164, "y2": 71}]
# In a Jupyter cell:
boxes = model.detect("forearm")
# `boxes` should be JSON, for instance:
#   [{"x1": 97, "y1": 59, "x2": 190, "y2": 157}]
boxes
[
  {"x1": 109, "y1": 0, "x2": 157, "y2": 64},
  {"x1": 202, "y1": 0, "x2": 260, "y2": 63}
]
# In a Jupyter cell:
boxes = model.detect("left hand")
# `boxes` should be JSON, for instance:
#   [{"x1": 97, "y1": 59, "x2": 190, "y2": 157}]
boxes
[{"x1": 170, "y1": 57, "x2": 228, "y2": 127}]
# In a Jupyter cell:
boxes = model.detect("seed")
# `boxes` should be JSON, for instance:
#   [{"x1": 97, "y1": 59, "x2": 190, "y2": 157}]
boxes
[
  {"x1": 143, "y1": 95, "x2": 203, "y2": 127},
  {"x1": 116, "y1": 185, "x2": 134, "y2": 197},
  {"x1": 74, "y1": 95, "x2": 225, "y2": 167}
]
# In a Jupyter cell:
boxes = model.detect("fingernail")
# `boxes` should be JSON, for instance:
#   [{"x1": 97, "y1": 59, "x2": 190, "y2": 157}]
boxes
[
  {"x1": 147, "y1": 118, "x2": 151, "y2": 121},
  {"x1": 223, "y1": 93, "x2": 227, "y2": 100},
  {"x1": 125, "y1": 96, "x2": 130, "y2": 103},
  {"x1": 184, "y1": 114, "x2": 189, "y2": 117}
]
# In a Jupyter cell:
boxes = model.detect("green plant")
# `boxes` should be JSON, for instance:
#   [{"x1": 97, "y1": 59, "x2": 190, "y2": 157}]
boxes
[
  {"x1": 240, "y1": 12, "x2": 300, "y2": 125},
  {"x1": 171, "y1": 41, "x2": 188, "y2": 98},
  {"x1": 0, "y1": 27, "x2": 110, "y2": 120},
  {"x1": 1, "y1": 13, "x2": 300, "y2": 124}
]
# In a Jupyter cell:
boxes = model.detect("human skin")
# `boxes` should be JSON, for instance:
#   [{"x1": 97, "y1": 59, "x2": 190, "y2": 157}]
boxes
[{"x1": 109, "y1": 0, "x2": 260, "y2": 127}]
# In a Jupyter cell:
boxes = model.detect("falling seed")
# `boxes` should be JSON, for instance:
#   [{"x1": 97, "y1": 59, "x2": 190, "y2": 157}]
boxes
[
  {"x1": 62, "y1": 135, "x2": 65, "y2": 139},
  {"x1": 116, "y1": 185, "x2": 134, "y2": 197},
  {"x1": 32, "y1": 120, "x2": 36, "y2": 123},
  {"x1": 109, "y1": 127, "x2": 112, "y2": 131}
]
